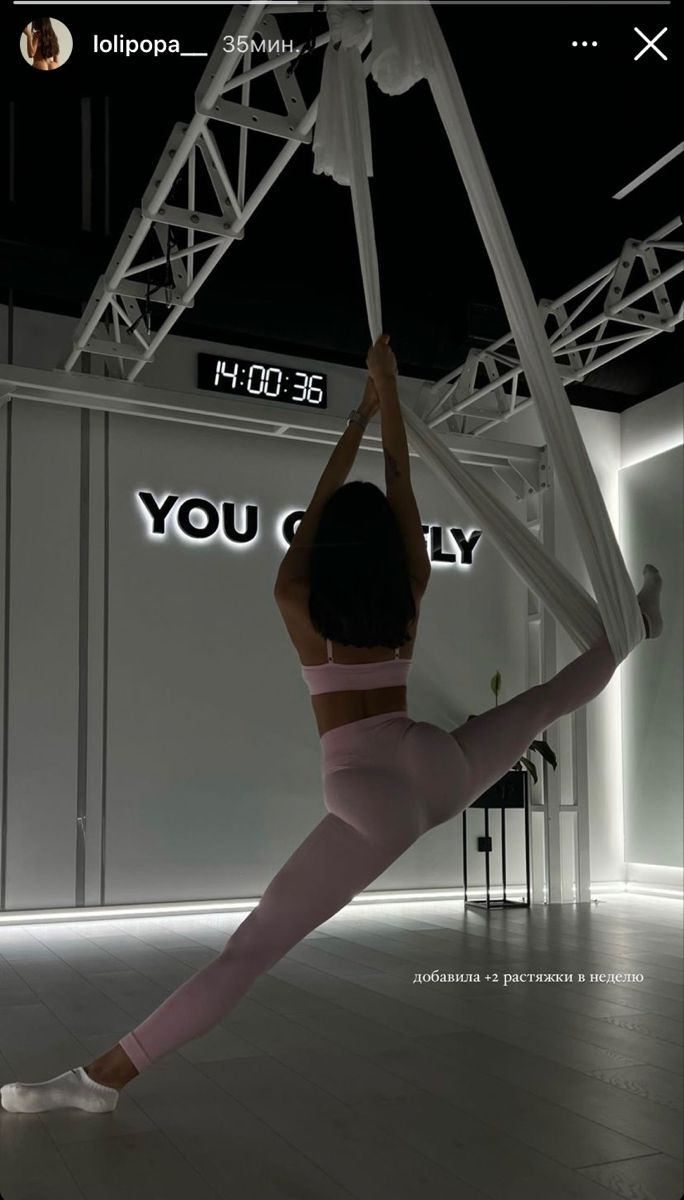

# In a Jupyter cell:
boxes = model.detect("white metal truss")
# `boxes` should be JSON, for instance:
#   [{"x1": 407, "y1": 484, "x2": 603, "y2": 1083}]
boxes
[
  {"x1": 63, "y1": 3, "x2": 341, "y2": 379},
  {"x1": 425, "y1": 217, "x2": 683, "y2": 437},
  {"x1": 62, "y1": 1, "x2": 682, "y2": 414},
  {"x1": 0, "y1": 363, "x2": 544, "y2": 496}
]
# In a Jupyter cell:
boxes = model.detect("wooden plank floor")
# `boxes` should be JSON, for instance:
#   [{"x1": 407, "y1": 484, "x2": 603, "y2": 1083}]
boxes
[{"x1": 0, "y1": 893, "x2": 682, "y2": 1200}]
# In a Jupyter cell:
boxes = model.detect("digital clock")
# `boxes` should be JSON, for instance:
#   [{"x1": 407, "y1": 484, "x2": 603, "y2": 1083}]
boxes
[{"x1": 197, "y1": 353, "x2": 327, "y2": 409}]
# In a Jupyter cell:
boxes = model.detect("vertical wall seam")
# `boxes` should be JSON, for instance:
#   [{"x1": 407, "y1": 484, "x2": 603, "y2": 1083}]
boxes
[
  {"x1": 99, "y1": 413, "x2": 110, "y2": 905},
  {"x1": 1, "y1": 403, "x2": 12, "y2": 911},
  {"x1": 76, "y1": 410, "x2": 90, "y2": 906}
]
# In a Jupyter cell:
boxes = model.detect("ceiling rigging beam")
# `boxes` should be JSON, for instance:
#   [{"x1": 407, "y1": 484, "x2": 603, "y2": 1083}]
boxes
[{"x1": 61, "y1": 3, "x2": 682, "y2": 451}]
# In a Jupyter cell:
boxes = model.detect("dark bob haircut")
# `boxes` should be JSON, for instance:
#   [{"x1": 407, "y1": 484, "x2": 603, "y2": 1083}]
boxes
[{"x1": 308, "y1": 480, "x2": 416, "y2": 649}]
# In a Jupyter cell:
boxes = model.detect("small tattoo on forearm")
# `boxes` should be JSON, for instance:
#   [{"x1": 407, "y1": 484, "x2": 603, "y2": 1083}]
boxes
[{"x1": 385, "y1": 452, "x2": 401, "y2": 483}]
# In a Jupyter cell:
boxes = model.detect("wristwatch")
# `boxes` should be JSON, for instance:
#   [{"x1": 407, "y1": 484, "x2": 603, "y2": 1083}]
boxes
[{"x1": 347, "y1": 407, "x2": 368, "y2": 431}]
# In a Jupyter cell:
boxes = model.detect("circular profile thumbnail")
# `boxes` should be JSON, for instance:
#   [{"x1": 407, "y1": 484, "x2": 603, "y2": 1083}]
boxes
[{"x1": 20, "y1": 18, "x2": 73, "y2": 71}]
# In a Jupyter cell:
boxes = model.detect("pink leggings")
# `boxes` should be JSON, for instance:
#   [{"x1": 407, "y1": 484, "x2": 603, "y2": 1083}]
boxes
[{"x1": 119, "y1": 634, "x2": 616, "y2": 1071}]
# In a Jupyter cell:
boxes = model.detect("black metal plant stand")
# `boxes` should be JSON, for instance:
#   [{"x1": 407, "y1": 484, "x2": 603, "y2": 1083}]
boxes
[{"x1": 462, "y1": 770, "x2": 531, "y2": 908}]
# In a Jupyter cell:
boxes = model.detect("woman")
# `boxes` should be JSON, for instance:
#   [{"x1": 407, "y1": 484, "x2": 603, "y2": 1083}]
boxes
[
  {"x1": 1, "y1": 333, "x2": 663, "y2": 1113},
  {"x1": 23, "y1": 19, "x2": 60, "y2": 70}
]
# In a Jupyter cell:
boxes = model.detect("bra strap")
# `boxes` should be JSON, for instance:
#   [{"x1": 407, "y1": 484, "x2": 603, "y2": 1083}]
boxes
[
  {"x1": 394, "y1": 647, "x2": 400, "y2": 659},
  {"x1": 326, "y1": 638, "x2": 334, "y2": 663}
]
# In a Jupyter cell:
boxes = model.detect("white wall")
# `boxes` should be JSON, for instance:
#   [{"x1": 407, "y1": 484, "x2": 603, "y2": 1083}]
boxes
[
  {"x1": 619, "y1": 384, "x2": 681, "y2": 892},
  {"x1": 4, "y1": 304, "x2": 677, "y2": 911},
  {"x1": 1, "y1": 306, "x2": 529, "y2": 913},
  {"x1": 620, "y1": 444, "x2": 683, "y2": 867},
  {"x1": 620, "y1": 384, "x2": 684, "y2": 470},
  {"x1": 620, "y1": 386, "x2": 684, "y2": 877},
  {"x1": 502, "y1": 383, "x2": 684, "y2": 887},
  {"x1": 2, "y1": 402, "x2": 83, "y2": 909},
  {"x1": 480, "y1": 401, "x2": 627, "y2": 886}
]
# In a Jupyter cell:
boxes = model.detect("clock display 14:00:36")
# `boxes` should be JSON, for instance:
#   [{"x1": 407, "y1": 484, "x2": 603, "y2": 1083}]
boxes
[{"x1": 211, "y1": 356, "x2": 326, "y2": 406}]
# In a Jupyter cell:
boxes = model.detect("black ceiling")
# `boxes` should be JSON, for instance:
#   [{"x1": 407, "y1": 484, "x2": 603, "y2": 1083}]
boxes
[{"x1": 2, "y1": 2, "x2": 681, "y2": 411}]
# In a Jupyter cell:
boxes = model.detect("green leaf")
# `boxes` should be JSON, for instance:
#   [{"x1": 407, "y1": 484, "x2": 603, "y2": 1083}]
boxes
[
  {"x1": 519, "y1": 755, "x2": 538, "y2": 785},
  {"x1": 490, "y1": 671, "x2": 502, "y2": 698},
  {"x1": 529, "y1": 739, "x2": 558, "y2": 770}
]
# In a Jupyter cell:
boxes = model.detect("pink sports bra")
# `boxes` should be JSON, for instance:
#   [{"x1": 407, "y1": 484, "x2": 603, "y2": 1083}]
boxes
[{"x1": 301, "y1": 638, "x2": 412, "y2": 696}]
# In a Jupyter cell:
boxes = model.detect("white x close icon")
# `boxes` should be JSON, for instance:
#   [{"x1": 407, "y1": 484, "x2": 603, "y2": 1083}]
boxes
[{"x1": 634, "y1": 26, "x2": 668, "y2": 61}]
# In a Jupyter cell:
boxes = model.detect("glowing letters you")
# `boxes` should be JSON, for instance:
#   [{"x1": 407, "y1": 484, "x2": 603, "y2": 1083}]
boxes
[{"x1": 137, "y1": 492, "x2": 482, "y2": 564}]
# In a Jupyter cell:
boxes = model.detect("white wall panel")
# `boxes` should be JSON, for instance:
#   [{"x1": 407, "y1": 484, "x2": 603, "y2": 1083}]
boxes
[
  {"x1": 620, "y1": 444, "x2": 683, "y2": 868},
  {"x1": 0, "y1": 305, "x2": 562, "y2": 909},
  {"x1": 101, "y1": 409, "x2": 526, "y2": 903},
  {"x1": 4, "y1": 401, "x2": 82, "y2": 910}
]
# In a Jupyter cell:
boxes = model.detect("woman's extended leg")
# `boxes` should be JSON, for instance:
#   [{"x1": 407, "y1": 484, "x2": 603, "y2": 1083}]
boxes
[
  {"x1": 450, "y1": 565, "x2": 663, "y2": 807},
  {"x1": 1, "y1": 806, "x2": 417, "y2": 1111},
  {"x1": 117, "y1": 811, "x2": 414, "y2": 1073},
  {"x1": 449, "y1": 633, "x2": 617, "y2": 806}
]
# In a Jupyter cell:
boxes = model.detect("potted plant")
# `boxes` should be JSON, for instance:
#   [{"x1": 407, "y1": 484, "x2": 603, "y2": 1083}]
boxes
[{"x1": 469, "y1": 671, "x2": 558, "y2": 807}]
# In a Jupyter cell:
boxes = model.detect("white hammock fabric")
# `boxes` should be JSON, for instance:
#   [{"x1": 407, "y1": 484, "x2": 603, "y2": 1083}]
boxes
[
  {"x1": 312, "y1": 6, "x2": 373, "y2": 187},
  {"x1": 312, "y1": 2, "x2": 645, "y2": 665}
]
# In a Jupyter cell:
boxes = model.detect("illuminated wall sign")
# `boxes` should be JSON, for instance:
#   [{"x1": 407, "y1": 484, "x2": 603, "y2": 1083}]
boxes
[
  {"x1": 197, "y1": 352, "x2": 327, "y2": 408},
  {"x1": 137, "y1": 492, "x2": 481, "y2": 565},
  {"x1": 138, "y1": 492, "x2": 258, "y2": 542}
]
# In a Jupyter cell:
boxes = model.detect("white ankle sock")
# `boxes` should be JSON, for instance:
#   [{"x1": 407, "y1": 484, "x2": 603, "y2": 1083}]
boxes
[
  {"x1": 637, "y1": 564, "x2": 663, "y2": 639},
  {"x1": 0, "y1": 1066, "x2": 119, "y2": 1114}
]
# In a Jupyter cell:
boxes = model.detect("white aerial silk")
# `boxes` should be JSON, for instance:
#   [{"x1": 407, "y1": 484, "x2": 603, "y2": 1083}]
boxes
[{"x1": 312, "y1": 2, "x2": 644, "y2": 664}]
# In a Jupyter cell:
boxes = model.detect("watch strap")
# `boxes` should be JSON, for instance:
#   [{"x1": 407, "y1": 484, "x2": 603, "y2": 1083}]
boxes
[{"x1": 347, "y1": 407, "x2": 368, "y2": 430}]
